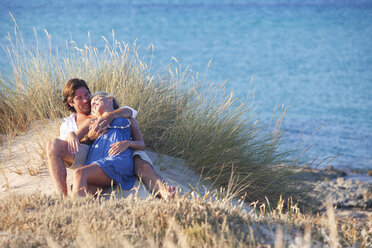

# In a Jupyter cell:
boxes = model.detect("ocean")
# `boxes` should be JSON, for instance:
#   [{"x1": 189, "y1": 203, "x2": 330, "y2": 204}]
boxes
[{"x1": 1, "y1": 0, "x2": 371, "y2": 170}]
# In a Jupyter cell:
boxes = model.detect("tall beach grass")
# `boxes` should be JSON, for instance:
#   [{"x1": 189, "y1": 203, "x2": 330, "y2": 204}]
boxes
[{"x1": 0, "y1": 20, "x2": 301, "y2": 204}]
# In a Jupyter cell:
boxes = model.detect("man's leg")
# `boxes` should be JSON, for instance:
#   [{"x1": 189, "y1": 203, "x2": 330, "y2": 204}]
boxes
[
  {"x1": 46, "y1": 138, "x2": 75, "y2": 196},
  {"x1": 133, "y1": 156, "x2": 176, "y2": 199}
]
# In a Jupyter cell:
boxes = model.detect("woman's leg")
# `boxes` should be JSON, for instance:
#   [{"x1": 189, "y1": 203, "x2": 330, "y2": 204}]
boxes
[{"x1": 73, "y1": 163, "x2": 112, "y2": 197}]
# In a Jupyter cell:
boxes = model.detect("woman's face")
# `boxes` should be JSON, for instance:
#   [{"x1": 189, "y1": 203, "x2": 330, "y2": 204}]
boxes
[{"x1": 91, "y1": 95, "x2": 111, "y2": 115}]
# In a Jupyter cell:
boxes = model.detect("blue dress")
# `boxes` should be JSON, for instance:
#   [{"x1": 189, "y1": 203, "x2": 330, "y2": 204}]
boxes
[{"x1": 85, "y1": 118, "x2": 135, "y2": 190}]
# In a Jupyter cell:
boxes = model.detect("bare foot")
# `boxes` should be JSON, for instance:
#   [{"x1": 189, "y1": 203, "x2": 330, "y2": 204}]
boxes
[
  {"x1": 167, "y1": 185, "x2": 177, "y2": 199},
  {"x1": 157, "y1": 184, "x2": 177, "y2": 200}
]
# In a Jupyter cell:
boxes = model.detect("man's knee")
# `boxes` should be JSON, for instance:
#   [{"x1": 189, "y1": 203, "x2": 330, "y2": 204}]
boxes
[
  {"x1": 47, "y1": 138, "x2": 62, "y2": 156},
  {"x1": 47, "y1": 138, "x2": 71, "y2": 160}
]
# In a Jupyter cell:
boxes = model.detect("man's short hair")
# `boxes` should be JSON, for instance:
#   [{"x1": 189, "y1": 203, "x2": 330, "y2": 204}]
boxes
[{"x1": 62, "y1": 78, "x2": 90, "y2": 112}]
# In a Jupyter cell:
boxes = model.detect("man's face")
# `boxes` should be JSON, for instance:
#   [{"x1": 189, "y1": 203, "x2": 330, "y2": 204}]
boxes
[{"x1": 68, "y1": 87, "x2": 91, "y2": 115}]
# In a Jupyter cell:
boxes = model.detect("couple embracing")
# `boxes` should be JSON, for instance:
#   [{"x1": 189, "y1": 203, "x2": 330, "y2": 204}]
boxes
[{"x1": 47, "y1": 78, "x2": 176, "y2": 198}]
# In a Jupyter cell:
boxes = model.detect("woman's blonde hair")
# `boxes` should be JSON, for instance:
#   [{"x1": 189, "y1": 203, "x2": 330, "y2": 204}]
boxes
[{"x1": 92, "y1": 91, "x2": 120, "y2": 110}]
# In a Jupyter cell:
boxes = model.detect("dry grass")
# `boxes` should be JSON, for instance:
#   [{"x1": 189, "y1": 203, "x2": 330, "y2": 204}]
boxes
[
  {"x1": 0, "y1": 191, "x2": 370, "y2": 247},
  {"x1": 0, "y1": 123, "x2": 370, "y2": 246}
]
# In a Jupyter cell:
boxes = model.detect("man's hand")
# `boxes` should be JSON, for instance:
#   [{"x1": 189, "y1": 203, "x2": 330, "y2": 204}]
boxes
[
  {"x1": 66, "y1": 132, "x2": 80, "y2": 154},
  {"x1": 87, "y1": 119, "x2": 109, "y2": 141},
  {"x1": 90, "y1": 118, "x2": 109, "y2": 134},
  {"x1": 100, "y1": 112, "x2": 115, "y2": 126},
  {"x1": 108, "y1": 140, "x2": 131, "y2": 156}
]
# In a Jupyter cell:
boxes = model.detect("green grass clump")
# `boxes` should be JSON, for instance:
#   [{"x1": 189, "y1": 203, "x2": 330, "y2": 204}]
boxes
[{"x1": 0, "y1": 22, "x2": 300, "y2": 204}]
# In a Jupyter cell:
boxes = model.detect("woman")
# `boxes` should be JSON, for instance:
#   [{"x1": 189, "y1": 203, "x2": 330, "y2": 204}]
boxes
[{"x1": 73, "y1": 91, "x2": 145, "y2": 197}]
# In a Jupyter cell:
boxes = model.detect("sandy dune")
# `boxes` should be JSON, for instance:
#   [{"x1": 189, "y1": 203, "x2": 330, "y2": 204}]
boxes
[{"x1": 0, "y1": 122, "x2": 209, "y2": 199}]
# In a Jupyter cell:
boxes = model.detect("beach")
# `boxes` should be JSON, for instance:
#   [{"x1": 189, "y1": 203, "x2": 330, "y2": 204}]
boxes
[
  {"x1": 1, "y1": 121, "x2": 371, "y2": 216},
  {"x1": 0, "y1": 121, "x2": 209, "y2": 199},
  {"x1": 1, "y1": 1, "x2": 371, "y2": 245},
  {"x1": 294, "y1": 166, "x2": 372, "y2": 221},
  {"x1": 1, "y1": 122, "x2": 371, "y2": 247},
  {"x1": 2, "y1": 139, "x2": 371, "y2": 220}
]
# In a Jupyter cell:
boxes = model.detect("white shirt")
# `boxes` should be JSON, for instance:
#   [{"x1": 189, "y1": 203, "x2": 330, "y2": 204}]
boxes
[{"x1": 59, "y1": 106, "x2": 138, "y2": 140}]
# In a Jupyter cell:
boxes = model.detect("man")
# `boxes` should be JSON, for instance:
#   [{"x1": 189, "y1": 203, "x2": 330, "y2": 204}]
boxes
[{"x1": 47, "y1": 78, "x2": 171, "y2": 197}]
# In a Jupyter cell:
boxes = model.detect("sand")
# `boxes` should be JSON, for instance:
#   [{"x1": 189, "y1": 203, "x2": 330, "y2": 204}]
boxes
[{"x1": 0, "y1": 121, "x2": 210, "y2": 200}]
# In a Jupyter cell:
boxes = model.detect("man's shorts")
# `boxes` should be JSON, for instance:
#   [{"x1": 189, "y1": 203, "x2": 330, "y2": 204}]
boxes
[
  {"x1": 64, "y1": 144, "x2": 90, "y2": 170},
  {"x1": 65, "y1": 145, "x2": 153, "y2": 169}
]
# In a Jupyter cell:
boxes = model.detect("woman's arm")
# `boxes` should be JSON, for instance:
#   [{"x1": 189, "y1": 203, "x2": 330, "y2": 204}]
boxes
[
  {"x1": 107, "y1": 117, "x2": 145, "y2": 156},
  {"x1": 128, "y1": 117, "x2": 145, "y2": 150}
]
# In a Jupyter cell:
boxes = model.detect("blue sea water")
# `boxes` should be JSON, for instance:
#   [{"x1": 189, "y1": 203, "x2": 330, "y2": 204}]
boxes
[{"x1": 1, "y1": 0, "x2": 371, "y2": 170}]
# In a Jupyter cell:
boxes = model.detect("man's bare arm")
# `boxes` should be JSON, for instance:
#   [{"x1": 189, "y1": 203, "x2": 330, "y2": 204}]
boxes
[
  {"x1": 76, "y1": 118, "x2": 95, "y2": 144},
  {"x1": 64, "y1": 118, "x2": 93, "y2": 152},
  {"x1": 101, "y1": 107, "x2": 132, "y2": 125},
  {"x1": 79, "y1": 108, "x2": 134, "y2": 145}
]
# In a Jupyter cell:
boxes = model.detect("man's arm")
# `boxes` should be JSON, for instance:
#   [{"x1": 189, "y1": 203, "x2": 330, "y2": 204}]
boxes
[
  {"x1": 59, "y1": 115, "x2": 92, "y2": 153},
  {"x1": 76, "y1": 118, "x2": 95, "y2": 144},
  {"x1": 83, "y1": 107, "x2": 138, "y2": 145},
  {"x1": 90, "y1": 106, "x2": 136, "y2": 134},
  {"x1": 101, "y1": 107, "x2": 133, "y2": 124}
]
